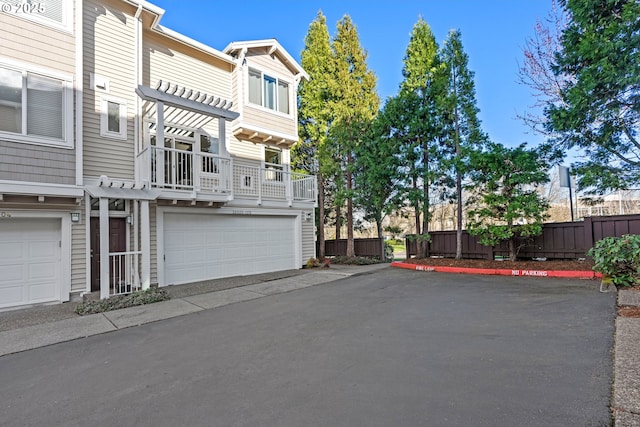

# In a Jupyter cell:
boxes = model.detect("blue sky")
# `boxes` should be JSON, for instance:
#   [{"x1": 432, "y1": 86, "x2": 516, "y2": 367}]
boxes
[{"x1": 151, "y1": 0, "x2": 553, "y2": 149}]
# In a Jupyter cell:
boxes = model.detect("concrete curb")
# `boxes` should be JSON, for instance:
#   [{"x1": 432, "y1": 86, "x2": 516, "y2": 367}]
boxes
[{"x1": 390, "y1": 261, "x2": 601, "y2": 279}]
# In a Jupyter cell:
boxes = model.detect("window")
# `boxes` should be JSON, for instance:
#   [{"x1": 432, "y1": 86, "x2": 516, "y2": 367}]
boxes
[
  {"x1": 247, "y1": 67, "x2": 290, "y2": 114},
  {"x1": 277, "y1": 80, "x2": 289, "y2": 114},
  {"x1": 100, "y1": 96, "x2": 127, "y2": 140},
  {"x1": 248, "y1": 68, "x2": 261, "y2": 105},
  {"x1": 265, "y1": 147, "x2": 283, "y2": 182},
  {"x1": 263, "y1": 75, "x2": 276, "y2": 110},
  {"x1": 2, "y1": 0, "x2": 72, "y2": 32},
  {"x1": 200, "y1": 134, "x2": 220, "y2": 174},
  {"x1": 90, "y1": 197, "x2": 126, "y2": 212},
  {"x1": 0, "y1": 62, "x2": 72, "y2": 146},
  {"x1": 200, "y1": 134, "x2": 219, "y2": 156}
]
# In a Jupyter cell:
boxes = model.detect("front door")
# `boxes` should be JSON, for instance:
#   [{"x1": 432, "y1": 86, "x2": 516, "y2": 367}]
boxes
[{"x1": 90, "y1": 217, "x2": 127, "y2": 292}]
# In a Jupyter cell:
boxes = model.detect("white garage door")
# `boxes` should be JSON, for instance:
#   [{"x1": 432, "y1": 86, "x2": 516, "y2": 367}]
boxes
[
  {"x1": 0, "y1": 218, "x2": 61, "y2": 309},
  {"x1": 164, "y1": 213, "x2": 297, "y2": 285}
]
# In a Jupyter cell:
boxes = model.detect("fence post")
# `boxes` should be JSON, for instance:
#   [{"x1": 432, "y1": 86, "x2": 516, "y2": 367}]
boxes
[{"x1": 583, "y1": 216, "x2": 594, "y2": 258}]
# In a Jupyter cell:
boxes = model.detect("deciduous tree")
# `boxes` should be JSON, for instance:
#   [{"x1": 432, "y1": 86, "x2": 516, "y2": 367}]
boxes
[{"x1": 517, "y1": 0, "x2": 570, "y2": 136}]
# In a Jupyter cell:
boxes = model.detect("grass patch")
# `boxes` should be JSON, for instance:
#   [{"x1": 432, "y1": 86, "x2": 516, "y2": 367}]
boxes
[{"x1": 75, "y1": 288, "x2": 170, "y2": 315}]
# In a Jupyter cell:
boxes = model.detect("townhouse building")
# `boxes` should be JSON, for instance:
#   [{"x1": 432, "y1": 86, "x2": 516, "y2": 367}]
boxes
[{"x1": 0, "y1": 0, "x2": 316, "y2": 309}]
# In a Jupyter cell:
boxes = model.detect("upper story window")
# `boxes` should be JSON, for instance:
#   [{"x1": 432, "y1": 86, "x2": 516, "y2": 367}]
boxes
[
  {"x1": 0, "y1": 61, "x2": 73, "y2": 147},
  {"x1": 200, "y1": 134, "x2": 220, "y2": 174},
  {"x1": 1, "y1": 0, "x2": 72, "y2": 32},
  {"x1": 100, "y1": 96, "x2": 127, "y2": 140},
  {"x1": 248, "y1": 67, "x2": 290, "y2": 115},
  {"x1": 264, "y1": 146, "x2": 284, "y2": 182}
]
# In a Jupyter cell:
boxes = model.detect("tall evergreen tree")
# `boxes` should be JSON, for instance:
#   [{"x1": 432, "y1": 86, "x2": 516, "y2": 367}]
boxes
[
  {"x1": 441, "y1": 29, "x2": 486, "y2": 259},
  {"x1": 396, "y1": 18, "x2": 448, "y2": 258},
  {"x1": 295, "y1": 11, "x2": 334, "y2": 259},
  {"x1": 354, "y1": 98, "x2": 402, "y2": 258},
  {"x1": 330, "y1": 15, "x2": 379, "y2": 257},
  {"x1": 546, "y1": 0, "x2": 640, "y2": 193}
]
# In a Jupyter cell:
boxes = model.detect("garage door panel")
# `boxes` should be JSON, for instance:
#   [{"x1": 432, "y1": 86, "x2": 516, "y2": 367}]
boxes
[
  {"x1": 0, "y1": 286, "x2": 23, "y2": 306},
  {"x1": 29, "y1": 281, "x2": 58, "y2": 301},
  {"x1": 28, "y1": 261, "x2": 58, "y2": 280},
  {"x1": 164, "y1": 213, "x2": 297, "y2": 285},
  {"x1": 2, "y1": 264, "x2": 23, "y2": 282},
  {"x1": 0, "y1": 218, "x2": 61, "y2": 309},
  {"x1": 0, "y1": 241, "x2": 23, "y2": 261},
  {"x1": 28, "y1": 240, "x2": 58, "y2": 258}
]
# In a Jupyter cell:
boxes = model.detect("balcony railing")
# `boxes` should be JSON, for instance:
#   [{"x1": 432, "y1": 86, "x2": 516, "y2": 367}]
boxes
[
  {"x1": 109, "y1": 251, "x2": 142, "y2": 296},
  {"x1": 138, "y1": 145, "x2": 232, "y2": 194},
  {"x1": 138, "y1": 146, "x2": 317, "y2": 203},
  {"x1": 232, "y1": 164, "x2": 317, "y2": 204}
]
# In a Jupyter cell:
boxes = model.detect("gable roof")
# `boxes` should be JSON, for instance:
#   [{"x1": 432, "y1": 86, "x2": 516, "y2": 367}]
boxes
[
  {"x1": 223, "y1": 39, "x2": 309, "y2": 81},
  {"x1": 124, "y1": 0, "x2": 236, "y2": 66}
]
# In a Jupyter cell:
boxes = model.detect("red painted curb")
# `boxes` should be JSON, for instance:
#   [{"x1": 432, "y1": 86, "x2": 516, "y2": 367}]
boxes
[{"x1": 390, "y1": 261, "x2": 602, "y2": 279}]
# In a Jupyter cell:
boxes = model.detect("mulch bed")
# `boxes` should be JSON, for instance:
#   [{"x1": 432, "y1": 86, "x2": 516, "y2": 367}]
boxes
[
  {"x1": 619, "y1": 306, "x2": 640, "y2": 318},
  {"x1": 402, "y1": 257, "x2": 595, "y2": 271}
]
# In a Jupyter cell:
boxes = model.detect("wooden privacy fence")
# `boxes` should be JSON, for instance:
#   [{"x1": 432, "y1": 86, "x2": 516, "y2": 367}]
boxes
[
  {"x1": 405, "y1": 214, "x2": 640, "y2": 260},
  {"x1": 320, "y1": 238, "x2": 384, "y2": 259}
]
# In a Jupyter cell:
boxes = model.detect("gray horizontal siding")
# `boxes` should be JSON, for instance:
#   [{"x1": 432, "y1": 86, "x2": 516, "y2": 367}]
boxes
[{"x1": 0, "y1": 141, "x2": 75, "y2": 184}]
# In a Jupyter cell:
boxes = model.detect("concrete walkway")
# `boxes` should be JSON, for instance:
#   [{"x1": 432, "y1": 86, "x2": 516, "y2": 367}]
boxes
[
  {"x1": 0, "y1": 264, "x2": 388, "y2": 357},
  {"x1": 614, "y1": 288, "x2": 640, "y2": 426}
]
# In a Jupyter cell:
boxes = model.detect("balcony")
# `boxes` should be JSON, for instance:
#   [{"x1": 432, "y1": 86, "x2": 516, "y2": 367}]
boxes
[{"x1": 138, "y1": 145, "x2": 317, "y2": 205}]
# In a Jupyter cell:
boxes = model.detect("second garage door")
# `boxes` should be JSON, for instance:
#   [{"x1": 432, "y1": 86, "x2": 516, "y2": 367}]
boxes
[{"x1": 163, "y1": 213, "x2": 297, "y2": 285}]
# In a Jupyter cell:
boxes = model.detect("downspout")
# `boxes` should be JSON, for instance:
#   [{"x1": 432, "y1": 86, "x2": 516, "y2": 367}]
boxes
[
  {"x1": 74, "y1": 0, "x2": 92, "y2": 295},
  {"x1": 134, "y1": 4, "x2": 142, "y2": 264},
  {"x1": 81, "y1": 194, "x2": 91, "y2": 297},
  {"x1": 293, "y1": 73, "x2": 302, "y2": 137},
  {"x1": 237, "y1": 47, "x2": 247, "y2": 122},
  {"x1": 75, "y1": 0, "x2": 83, "y2": 187},
  {"x1": 134, "y1": 4, "x2": 143, "y2": 169}
]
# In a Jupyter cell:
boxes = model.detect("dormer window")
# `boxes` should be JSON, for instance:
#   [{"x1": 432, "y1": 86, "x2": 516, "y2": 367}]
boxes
[{"x1": 248, "y1": 67, "x2": 289, "y2": 114}]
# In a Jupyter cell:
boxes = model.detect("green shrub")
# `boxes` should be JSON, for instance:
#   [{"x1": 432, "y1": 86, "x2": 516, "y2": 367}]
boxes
[
  {"x1": 75, "y1": 287, "x2": 170, "y2": 315},
  {"x1": 305, "y1": 257, "x2": 321, "y2": 268},
  {"x1": 588, "y1": 234, "x2": 640, "y2": 287},
  {"x1": 384, "y1": 242, "x2": 394, "y2": 261},
  {"x1": 330, "y1": 256, "x2": 381, "y2": 265}
]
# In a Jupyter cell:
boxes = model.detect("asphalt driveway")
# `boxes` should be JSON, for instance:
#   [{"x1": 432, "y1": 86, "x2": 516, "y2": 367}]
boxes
[{"x1": 0, "y1": 268, "x2": 616, "y2": 426}]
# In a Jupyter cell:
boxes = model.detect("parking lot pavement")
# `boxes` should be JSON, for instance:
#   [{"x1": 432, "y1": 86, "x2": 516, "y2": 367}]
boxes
[{"x1": 0, "y1": 268, "x2": 616, "y2": 426}]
